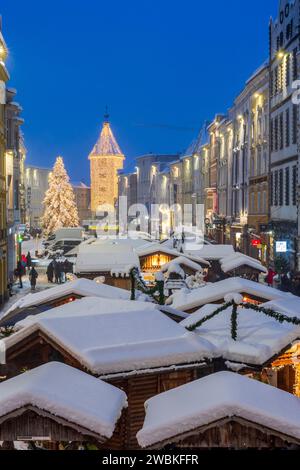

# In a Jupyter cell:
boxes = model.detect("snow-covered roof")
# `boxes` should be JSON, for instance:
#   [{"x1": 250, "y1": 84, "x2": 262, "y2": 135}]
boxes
[
  {"x1": 136, "y1": 244, "x2": 183, "y2": 257},
  {"x1": 0, "y1": 362, "x2": 127, "y2": 439},
  {"x1": 262, "y1": 297, "x2": 300, "y2": 317},
  {"x1": 137, "y1": 371, "x2": 300, "y2": 447},
  {"x1": 184, "y1": 245, "x2": 235, "y2": 260},
  {"x1": 1, "y1": 278, "x2": 131, "y2": 318},
  {"x1": 3, "y1": 299, "x2": 214, "y2": 375},
  {"x1": 13, "y1": 297, "x2": 158, "y2": 328},
  {"x1": 89, "y1": 121, "x2": 124, "y2": 157},
  {"x1": 168, "y1": 277, "x2": 288, "y2": 311},
  {"x1": 180, "y1": 303, "x2": 300, "y2": 365},
  {"x1": 220, "y1": 253, "x2": 268, "y2": 274},
  {"x1": 75, "y1": 240, "x2": 140, "y2": 274},
  {"x1": 161, "y1": 256, "x2": 203, "y2": 276},
  {"x1": 137, "y1": 244, "x2": 209, "y2": 266}
]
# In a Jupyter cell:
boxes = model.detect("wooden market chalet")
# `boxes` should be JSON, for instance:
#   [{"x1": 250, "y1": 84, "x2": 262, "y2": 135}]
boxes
[{"x1": 1, "y1": 275, "x2": 300, "y2": 449}]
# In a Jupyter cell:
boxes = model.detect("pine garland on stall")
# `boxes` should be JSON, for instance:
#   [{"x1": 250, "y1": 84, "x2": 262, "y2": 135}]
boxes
[
  {"x1": 130, "y1": 268, "x2": 165, "y2": 305},
  {"x1": 41, "y1": 156, "x2": 80, "y2": 236},
  {"x1": 186, "y1": 300, "x2": 300, "y2": 341}
]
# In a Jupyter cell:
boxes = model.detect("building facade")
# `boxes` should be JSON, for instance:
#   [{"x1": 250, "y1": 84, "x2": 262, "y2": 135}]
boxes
[
  {"x1": 72, "y1": 182, "x2": 90, "y2": 224},
  {"x1": 5, "y1": 88, "x2": 25, "y2": 280},
  {"x1": 25, "y1": 165, "x2": 51, "y2": 228},
  {"x1": 89, "y1": 114, "x2": 124, "y2": 216},
  {"x1": 0, "y1": 25, "x2": 9, "y2": 305},
  {"x1": 135, "y1": 154, "x2": 178, "y2": 237},
  {"x1": 269, "y1": 0, "x2": 300, "y2": 269}
]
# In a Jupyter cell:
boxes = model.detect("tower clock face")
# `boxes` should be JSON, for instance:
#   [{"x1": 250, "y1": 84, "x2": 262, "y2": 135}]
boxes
[{"x1": 0, "y1": 80, "x2": 5, "y2": 105}]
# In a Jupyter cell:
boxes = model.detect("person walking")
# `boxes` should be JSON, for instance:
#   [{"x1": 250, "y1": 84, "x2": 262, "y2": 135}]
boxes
[
  {"x1": 29, "y1": 266, "x2": 38, "y2": 291},
  {"x1": 15, "y1": 260, "x2": 25, "y2": 288},
  {"x1": 265, "y1": 267, "x2": 276, "y2": 287},
  {"x1": 26, "y1": 251, "x2": 32, "y2": 270},
  {"x1": 54, "y1": 261, "x2": 61, "y2": 284},
  {"x1": 46, "y1": 261, "x2": 54, "y2": 283}
]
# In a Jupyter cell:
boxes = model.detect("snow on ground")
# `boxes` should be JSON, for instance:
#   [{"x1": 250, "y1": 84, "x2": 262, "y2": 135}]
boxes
[
  {"x1": 0, "y1": 362, "x2": 127, "y2": 439},
  {"x1": 137, "y1": 371, "x2": 300, "y2": 447}
]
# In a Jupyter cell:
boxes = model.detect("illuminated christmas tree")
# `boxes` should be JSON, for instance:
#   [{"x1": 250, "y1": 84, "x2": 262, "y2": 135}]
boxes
[{"x1": 42, "y1": 156, "x2": 79, "y2": 236}]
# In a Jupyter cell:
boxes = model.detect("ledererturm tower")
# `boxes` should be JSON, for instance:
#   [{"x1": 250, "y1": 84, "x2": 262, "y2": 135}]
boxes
[{"x1": 89, "y1": 111, "x2": 125, "y2": 215}]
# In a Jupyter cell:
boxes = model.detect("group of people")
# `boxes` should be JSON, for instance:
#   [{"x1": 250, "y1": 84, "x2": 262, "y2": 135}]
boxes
[
  {"x1": 14, "y1": 252, "x2": 38, "y2": 291},
  {"x1": 46, "y1": 258, "x2": 73, "y2": 284},
  {"x1": 265, "y1": 268, "x2": 300, "y2": 296}
]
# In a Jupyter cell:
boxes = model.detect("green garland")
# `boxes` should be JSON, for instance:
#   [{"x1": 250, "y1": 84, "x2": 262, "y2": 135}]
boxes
[
  {"x1": 231, "y1": 303, "x2": 238, "y2": 341},
  {"x1": 130, "y1": 268, "x2": 165, "y2": 305},
  {"x1": 242, "y1": 302, "x2": 300, "y2": 326},
  {"x1": 186, "y1": 302, "x2": 233, "y2": 331},
  {"x1": 186, "y1": 300, "x2": 300, "y2": 341},
  {"x1": 0, "y1": 326, "x2": 14, "y2": 338}
]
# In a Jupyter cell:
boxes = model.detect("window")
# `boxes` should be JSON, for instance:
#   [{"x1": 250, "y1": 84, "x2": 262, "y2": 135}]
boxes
[
  {"x1": 262, "y1": 191, "x2": 267, "y2": 214},
  {"x1": 280, "y1": 113, "x2": 284, "y2": 149},
  {"x1": 285, "y1": 4, "x2": 290, "y2": 17},
  {"x1": 270, "y1": 173, "x2": 274, "y2": 206},
  {"x1": 286, "y1": 108, "x2": 290, "y2": 147},
  {"x1": 275, "y1": 116, "x2": 279, "y2": 151},
  {"x1": 279, "y1": 63, "x2": 283, "y2": 92},
  {"x1": 257, "y1": 192, "x2": 261, "y2": 214},
  {"x1": 293, "y1": 105, "x2": 297, "y2": 144},
  {"x1": 250, "y1": 155, "x2": 255, "y2": 177},
  {"x1": 285, "y1": 167, "x2": 290, "y2": 206},
  {"x1": 280, "y1": 31, "x2": 284, "y2": 47},
  {"x1": 279, "y1": 169, "x2": 284, "y2": 206},
  {"x1": 292, "y1": 165, "x2": 297, "y2": 206},
  {"x1": 257, "y1": 149, "x2": 262, "y2": 175},
  {"x1": 270, "y1": 70, "x2": 274, "y2": 98},
  {"x1": 275, "y1": 66, "x2": 279, "y2": 95},
  {"x1": 250, "y1": 193, "x2": 255, "y2": 213},
  {"x1": 293, "y1": 48, "x2": 298, "y2": 81},
  {"x1": 14, "y1": 179, "x2": 19, "y2": 210},
  {"x1": 286, "y1": 54, "x2": 290, "y2": 86},
  {"x1": 270, "y1": 119, "x2": 274, "y2": 152},
  {"x1": 262, "y1": 152, "x2": 267, "y2": 174},
  {"x1": 274, "y1": 171, "x2": 279, "y2": 206}
]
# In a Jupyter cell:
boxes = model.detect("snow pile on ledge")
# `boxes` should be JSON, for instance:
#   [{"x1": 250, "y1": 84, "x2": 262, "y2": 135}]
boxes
[
  {"x1": 220, "y1": 253, "x2": 268, "y2": 274},
  {"x1": 0, "y1": 362, "x2": 127, "y2": 439},
  {"x1": 180, "y1": 303, "x2": 300, "y2": 365},
  {"x1": 1, "y1": 278, "x2": 131, "y2": 317},
  {"x1": 3, "y1": 301, "x2": 214, "y2": 375},
  {"x1": 167, "y1": 277, "x2": 289, "y2": 311},
  {"x1": 161, "y1": 256, "x2": 203, "y2": 278},
  {"x1": 137, "y1": 371, "x2": 300, "y2": 447}
]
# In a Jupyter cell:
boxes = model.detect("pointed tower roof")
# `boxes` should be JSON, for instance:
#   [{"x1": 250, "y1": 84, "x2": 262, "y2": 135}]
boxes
[{"x1": 89, "y1": 112, "x2": 124, "y2": 158}]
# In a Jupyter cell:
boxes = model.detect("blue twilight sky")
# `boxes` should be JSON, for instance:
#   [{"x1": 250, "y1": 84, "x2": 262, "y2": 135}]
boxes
[{"x1": 1, "y1": 0, "x2": 278, "y2": 183}]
